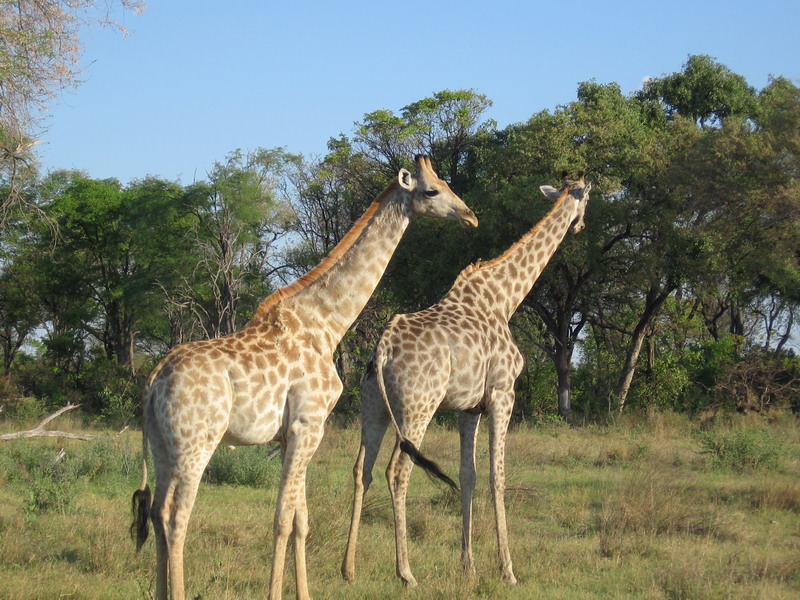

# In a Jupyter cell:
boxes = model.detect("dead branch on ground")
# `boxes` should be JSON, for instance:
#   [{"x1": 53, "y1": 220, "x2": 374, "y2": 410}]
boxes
[{"x1": 0, "y1": 403, "x2": 119, "y2": 442}]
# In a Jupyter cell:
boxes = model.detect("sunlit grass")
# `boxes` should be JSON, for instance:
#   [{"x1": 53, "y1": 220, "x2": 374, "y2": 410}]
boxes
[{"x1": 0, "y1": 411, "x2": 798, "y2": 599}]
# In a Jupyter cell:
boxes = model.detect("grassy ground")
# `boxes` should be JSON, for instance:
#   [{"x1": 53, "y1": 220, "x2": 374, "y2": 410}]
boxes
[{"x1": 0, "y1": 411, "x2": 798, "y2": 599}]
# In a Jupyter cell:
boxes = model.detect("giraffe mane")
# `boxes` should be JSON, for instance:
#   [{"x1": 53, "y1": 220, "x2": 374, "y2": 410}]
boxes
[
  {"x1": 452, "y1": 185, "x2": 573, "y2": 283},
  {"x1": 252, "y1": 182, "x2": 400, "y2": 320}
]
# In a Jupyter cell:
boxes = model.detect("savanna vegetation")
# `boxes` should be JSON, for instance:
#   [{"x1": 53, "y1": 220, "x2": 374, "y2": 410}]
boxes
[
  {"x1": 1, "y1": 3, "x2": 799, "y2": 597},
  {"x1": 0, "y1": 413, "x2": 798, "y2": 599}
]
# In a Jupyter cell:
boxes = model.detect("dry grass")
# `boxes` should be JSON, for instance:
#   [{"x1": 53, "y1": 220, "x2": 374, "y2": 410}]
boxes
[{"x1": 0, "y1": 411, "x2": 798, "y2": 599}]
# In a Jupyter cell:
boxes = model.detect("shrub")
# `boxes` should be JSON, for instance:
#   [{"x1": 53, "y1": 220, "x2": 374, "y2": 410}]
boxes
[
  {"x1": 203, "y1": 444, "x2": 281, "y2": 487},
  {"x1": 1, "y1": 396, "x2": 50, "y2": 422},
  {"x1": 699, "y1": 428, "x2": 784, "y2": 472},
  {"x1": 27, "y1": 471, "x2": 74, "y2": 516},
  {"x1": 97, "y1": 386, "x2": 137, "y2": 428},
  {"x1": 20, "y1": 448, "x2": 76, "y2": 516}
]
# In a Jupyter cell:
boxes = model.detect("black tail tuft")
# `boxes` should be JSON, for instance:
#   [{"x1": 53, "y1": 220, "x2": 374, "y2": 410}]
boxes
[
  {"x1": 130, "y1": 485, "x2": 152, "y2": 552},
  {"x1": 399, "y1": 439, "x2": 458, "y2": 491}
]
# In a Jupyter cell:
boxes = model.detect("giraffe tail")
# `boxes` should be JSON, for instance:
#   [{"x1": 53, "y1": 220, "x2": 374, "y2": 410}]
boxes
[
  {"x1": 374, "y1": 341, "x2": 459, "y2": 492},
  {"x1": 130, "y1": 392, "x2": 152, "y2": 552},
  {"x1": 399, "y1": 439, "x2": 458, "y2": 491}
]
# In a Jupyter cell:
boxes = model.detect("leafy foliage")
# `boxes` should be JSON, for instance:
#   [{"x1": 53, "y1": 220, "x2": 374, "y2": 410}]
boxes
[
  {"x1": 699, "y1": 427, "x2": 786, "y2": 472},
  {"x1": 0, "y1": 60, "x2": 798, "y2": 422}
]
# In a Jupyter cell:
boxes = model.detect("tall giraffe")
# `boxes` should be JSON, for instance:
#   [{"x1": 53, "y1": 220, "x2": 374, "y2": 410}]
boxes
[
  {"x1": 130, "y1": 156, "x2": 478, "y2": 600},
  {"x1": 341, "y1": 176, "x2": 591, "y2": 587}
]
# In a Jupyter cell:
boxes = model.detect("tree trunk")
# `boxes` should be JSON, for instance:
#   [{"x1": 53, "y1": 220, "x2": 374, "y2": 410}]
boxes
[
  {"x1": 554, "y1": 345, "x2": 574, "y2": 424},
  {"x1": 615, "y1": 322, "x2": 649, "y2": 414},
  {"x1": 615, "y1": 284, "x2": 673, "y2": 413}
]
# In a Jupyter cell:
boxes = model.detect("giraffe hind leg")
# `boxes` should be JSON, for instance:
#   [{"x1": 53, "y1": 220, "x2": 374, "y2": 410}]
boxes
[
  {"x1": 150, "y1": 451, "x2": 216, "y2": 600},
  {"x1": 342, "y1": 404, "x2": 389, "y2": 582},
  {"x1": 386, "y1": 441, "x2": 418, "y2": 587},
  {"x1": 149, "y1": 477, "x2": 173, "y2": 600}
]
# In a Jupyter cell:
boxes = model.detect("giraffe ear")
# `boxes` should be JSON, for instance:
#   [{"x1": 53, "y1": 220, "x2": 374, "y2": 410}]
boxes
[
  {"x1": 539, "y1": 185, "x2": 560, "y2": 200},
  {"x1": 398, "y1": 168, "x2": 415, "y2": 191}
]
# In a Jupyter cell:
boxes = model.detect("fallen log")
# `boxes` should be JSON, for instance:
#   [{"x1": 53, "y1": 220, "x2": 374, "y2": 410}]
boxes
[{"x1": 0, "y1": 403, "x2": 113, "y2": 442}]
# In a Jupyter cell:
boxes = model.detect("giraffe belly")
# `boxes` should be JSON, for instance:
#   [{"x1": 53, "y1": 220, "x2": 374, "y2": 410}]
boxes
[
  {"x1": 223, "y1": 390, "x2": 286, "y2": 445},
  {"x1": 442, "y1": 366, "x2": 487, "y2": 411}
]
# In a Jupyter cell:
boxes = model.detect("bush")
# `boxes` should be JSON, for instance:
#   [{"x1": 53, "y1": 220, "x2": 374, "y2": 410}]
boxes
[
  {"x1": 699, "y1": 428, "x2": 785, "y2": 472},
  {"x1": 68, "y1": 439, "x2": 136, "y2": 481},
  {"x1": 203, "y1": 444, "x2": 281, "y2": 487},
  {"x1": 7, "y1": 446, "x2": 78, "y2": 516},
  {"x1": 27, "y1": 470, "x2": 74, "y2": 516},
  {"x1": 97, "y1": 386, "x2": 137, "y2": 428},
  {"x1": 1, "y1": 396, "x2": 50, "y2": 422}
]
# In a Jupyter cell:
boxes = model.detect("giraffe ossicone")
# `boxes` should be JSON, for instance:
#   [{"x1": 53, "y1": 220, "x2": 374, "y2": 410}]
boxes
[
  {"x1": 130, "y1": 155, "x2": 477, "y2": 600},
  {"x1": 341, "y1": 176, "x2": 591, "y2": 588}
]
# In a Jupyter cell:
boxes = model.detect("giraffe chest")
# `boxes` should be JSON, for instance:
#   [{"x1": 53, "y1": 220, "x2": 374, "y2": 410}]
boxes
[{"x1": 223, "y1": 340, "x2": 340, "y2": 445}]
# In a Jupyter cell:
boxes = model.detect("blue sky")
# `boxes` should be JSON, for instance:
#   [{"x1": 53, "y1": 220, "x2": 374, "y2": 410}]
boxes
[{"x1": 37, "y1": 0, "x2": 800, "y2": 185}]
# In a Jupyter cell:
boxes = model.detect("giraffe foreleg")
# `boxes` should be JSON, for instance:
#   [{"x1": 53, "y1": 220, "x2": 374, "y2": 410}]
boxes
[
  {"x1": 269, "y1": 416, "x2": 325, "y2": 600},
  {"x1": 292, "y1": 477, "x2": 311, "y2": 600},
  {"x1": 458, "y1": 411, "x2": 481, "y2": 576},
  {"x1": 487, "y1": 391, "x2": 517, "y2": 585}
]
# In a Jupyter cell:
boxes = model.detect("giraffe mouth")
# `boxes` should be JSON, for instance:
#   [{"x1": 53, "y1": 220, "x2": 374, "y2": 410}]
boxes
[{"x1": 461, "y1": 211, "x2": 479, "y2": 228}]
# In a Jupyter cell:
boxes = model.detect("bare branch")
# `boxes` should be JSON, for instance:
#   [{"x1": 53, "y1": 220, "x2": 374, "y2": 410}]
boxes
[{"x1": 0, "y1": 403, "x2": 116, "y2": 441}]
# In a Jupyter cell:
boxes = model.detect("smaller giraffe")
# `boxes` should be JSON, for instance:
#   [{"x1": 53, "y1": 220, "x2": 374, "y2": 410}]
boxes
[{"x1": 341, "y1": 176, "x2": 591, "y2": 587}]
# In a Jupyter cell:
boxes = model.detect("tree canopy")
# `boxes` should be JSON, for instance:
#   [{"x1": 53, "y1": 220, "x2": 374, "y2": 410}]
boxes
[{"x1": 1, "y1": 56, "x2": 798, "y2": 422}]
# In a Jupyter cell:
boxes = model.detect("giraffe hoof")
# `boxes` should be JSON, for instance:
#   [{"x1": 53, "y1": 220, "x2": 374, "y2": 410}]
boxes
[
  {"x1": 503, "y1": 572, "x2": 518, "y2": 585},
  {"x1": 400, "y1": 574, "x2": 418, "y2": 588}
]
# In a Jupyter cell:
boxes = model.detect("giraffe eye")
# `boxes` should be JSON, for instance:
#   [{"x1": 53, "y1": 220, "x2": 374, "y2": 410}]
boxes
[{"x1": 424, "y1": 189, "x2": 439, "y2": 198}]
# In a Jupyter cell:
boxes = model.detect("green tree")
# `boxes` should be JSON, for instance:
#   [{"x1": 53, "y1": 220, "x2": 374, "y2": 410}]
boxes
[
  {"x1": 668, "y1": 77, "x2": 799, "y2": 349},
  {"x1": 639, "y1": 54, "x2": 757, "y2": 126},
  {"x1": 351, "y1": 91, "x2": 494, "y2": 310},
  {"x1": 0, "y1": 251, "x2": 43, "y2": 373},
  {"x1": 354, "y1": 89, "x2": 493, "y2": 191},
  {"x1": 400, "y1": 89, "x2": 494, "y2": 189},
  {"x1": 33, "y1": 173, "x2": 190, "y2": 371},
  {"x1": 589, "y1": 66, "x2": 799, "y2": 414},
  {"x1": 175, "y1": 148, "x2": 297, "y2": 338}
]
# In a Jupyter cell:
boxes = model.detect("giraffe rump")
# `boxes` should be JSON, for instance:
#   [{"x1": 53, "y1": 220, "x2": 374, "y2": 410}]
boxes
[
  {"x1": 131, "y1": 485, "x2": 152, "y2": 552},
  {"x1": 399, "y1": 439, "x2": 458, "y2": 491},
  {"x1": 374, "y1": 334, "x2": 458, "y2": 492}
]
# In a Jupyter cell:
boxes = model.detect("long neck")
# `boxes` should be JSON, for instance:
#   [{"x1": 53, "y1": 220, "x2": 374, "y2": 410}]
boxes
[
  {"x1": 250, "y1": 183, "x2": 410, "y2": 344},
  {"x1": 444, "y1": 190, "x2": 575, "y2": 320}
]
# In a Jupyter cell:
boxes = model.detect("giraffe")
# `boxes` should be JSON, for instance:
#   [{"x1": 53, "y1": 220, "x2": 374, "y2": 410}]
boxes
[
  {"x1": 341, "y1": 176, "x2": 591, "y2": 587},
  {"x1": 129, "y1": 155, "x2": 478, "y2": 600}
]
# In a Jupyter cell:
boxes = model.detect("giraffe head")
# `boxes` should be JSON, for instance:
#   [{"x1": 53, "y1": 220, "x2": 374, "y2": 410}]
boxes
[
  {"x1": 397, "y1": 155, "x2": 478, "y2": 227},
  {"x1": 539, "y1": 174, "x2": 592, "y2": 233}
]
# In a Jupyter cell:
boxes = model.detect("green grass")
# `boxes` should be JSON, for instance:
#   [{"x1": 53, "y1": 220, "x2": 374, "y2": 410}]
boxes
[{"x1": 0, "y1": 411, "x2": 798, "y2": 599}]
